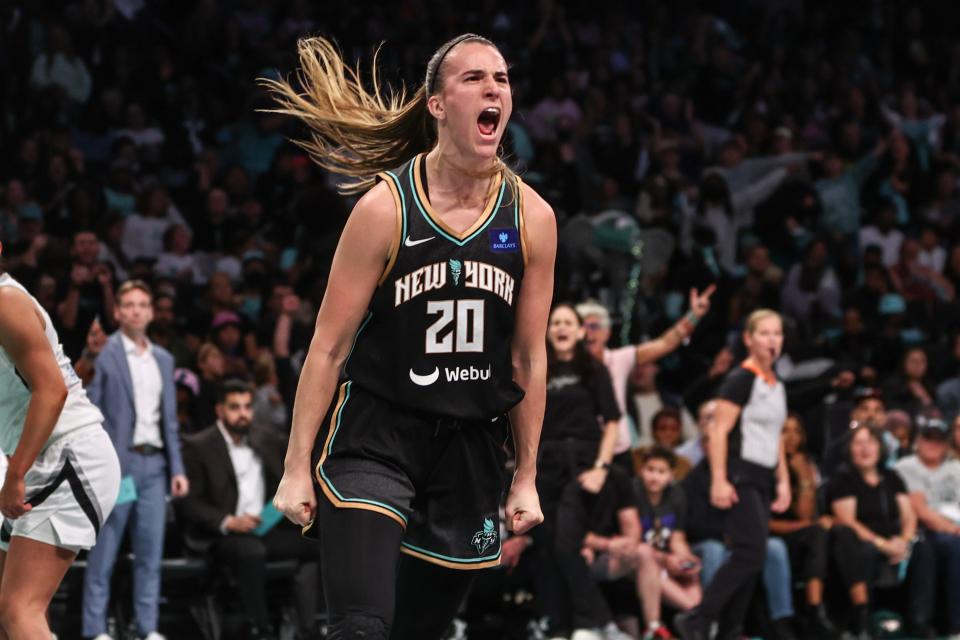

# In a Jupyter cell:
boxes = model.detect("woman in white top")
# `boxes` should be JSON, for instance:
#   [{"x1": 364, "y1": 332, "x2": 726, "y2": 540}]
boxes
[{"x1": 0, "y1": 242, "x2": 120, "y2": 638}]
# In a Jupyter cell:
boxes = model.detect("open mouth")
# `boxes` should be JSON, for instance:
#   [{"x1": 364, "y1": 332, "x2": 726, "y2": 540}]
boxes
[{"x1": 477, "y1": 107, "x2": 501, "y2": 136}]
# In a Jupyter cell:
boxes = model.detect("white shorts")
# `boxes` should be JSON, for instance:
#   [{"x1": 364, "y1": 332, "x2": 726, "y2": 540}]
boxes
[{"x1": 0, "y1": 425, "x2": 120, "y2": 553}]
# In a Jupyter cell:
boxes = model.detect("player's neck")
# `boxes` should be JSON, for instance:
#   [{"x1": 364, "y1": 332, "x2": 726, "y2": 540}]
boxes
[
  {"x1": 645, "y1": 488, "x2": 663, "y2": 505},
  {"x1": 425, "y1": 146, "x2": 497, "y2": 203}
]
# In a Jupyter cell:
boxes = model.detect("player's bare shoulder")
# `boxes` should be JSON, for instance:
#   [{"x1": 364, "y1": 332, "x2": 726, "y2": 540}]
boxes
[
  {"x1": 0, "y1": 285, "x2": 41, "y2": 332},
  {"x1": 519, "y1": 180, "x2": 555, "y2": 224},
  {"x1": 338, "y1": 180, "x2": 398, "y2": 254}
]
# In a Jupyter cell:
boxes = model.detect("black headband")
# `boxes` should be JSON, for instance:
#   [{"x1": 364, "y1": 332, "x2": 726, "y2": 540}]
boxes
[{"x1": 425, "y1": 33, "x2": 482, "y2": 95}]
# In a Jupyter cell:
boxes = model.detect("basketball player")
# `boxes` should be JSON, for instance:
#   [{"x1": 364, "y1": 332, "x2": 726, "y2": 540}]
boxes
[
  {"x1": 264, "y1": 34, "x2": 555, "y2": 639},
  {"x1": 0, "y1": 242, "x2": 121, "y2": 638}
]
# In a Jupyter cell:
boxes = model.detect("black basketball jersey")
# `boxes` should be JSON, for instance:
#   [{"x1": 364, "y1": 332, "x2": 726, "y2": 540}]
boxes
[{"x1": 343, "y1": 153, "x2": 527, "y2": 420}]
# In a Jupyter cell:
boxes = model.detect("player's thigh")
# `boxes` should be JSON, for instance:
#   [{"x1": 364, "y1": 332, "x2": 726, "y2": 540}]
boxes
[
  {"x1": 0, "y1": 536, "x2": 74, "y2": 609},
  {"x1": 390, "y1": 554, "x2": 476, "y2": 640},
  {"x1": 317, "y1": 498, "x2": 404, "y2": 623}
]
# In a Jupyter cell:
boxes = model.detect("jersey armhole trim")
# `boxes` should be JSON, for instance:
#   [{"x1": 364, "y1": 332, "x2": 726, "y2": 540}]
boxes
[
  {"x1": 515, "y1": 176, "x2": 529, "y2": 267},
  {"x1": 377, "y1": 171, "x2": 406, "y2": 286}
]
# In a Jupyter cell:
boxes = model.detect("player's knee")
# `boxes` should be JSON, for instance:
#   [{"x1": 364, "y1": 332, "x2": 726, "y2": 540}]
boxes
[
  {"x1": 328, "y1": 613, "x2": 389, "y2": 640},
  {"x1": 0, "y1": 594, "x2": 40, "y2": 631}
]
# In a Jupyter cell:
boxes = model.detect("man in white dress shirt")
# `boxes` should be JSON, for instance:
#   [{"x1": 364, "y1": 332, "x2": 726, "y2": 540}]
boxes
[{"x1": 82, "y1": 280, "x2": 189, "y2": 640}]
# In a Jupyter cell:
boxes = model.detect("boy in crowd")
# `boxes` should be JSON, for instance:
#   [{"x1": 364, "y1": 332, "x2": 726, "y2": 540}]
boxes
[{"x1": 634, "y1": 447, "x2": 703, "y2": 613}]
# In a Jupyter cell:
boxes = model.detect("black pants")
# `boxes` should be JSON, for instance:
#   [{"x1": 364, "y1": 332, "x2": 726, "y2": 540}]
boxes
[
  {"x1": 554, "y1": 478, "x2": 614, "y2": 629},
  {"x1": 829, "y1": 525, "x2": 875, "y2": 587},
  {"x1": 316, "y1": 497, "x2": 476, "y2": 640},
  {"x1": 830, "y1": 524, "x2": 929, "y2": 627},
  {"x1": 212, "y1": 523, "x2": 322, "y2": 634},
  {"x1": 781, "y1": 523, "x2": 829, "y2": 583},
  {"x1": 697, "y1": 482, "x2": 771, "y2": 632},
  {"x1": 535, "y1": 439, "x2": 609, "y2": 632}
]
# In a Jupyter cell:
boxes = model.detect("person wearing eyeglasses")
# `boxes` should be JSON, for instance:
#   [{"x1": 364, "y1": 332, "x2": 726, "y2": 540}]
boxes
[{"x1": 576, "y1": 286, "x2": 714, "y2": 469}]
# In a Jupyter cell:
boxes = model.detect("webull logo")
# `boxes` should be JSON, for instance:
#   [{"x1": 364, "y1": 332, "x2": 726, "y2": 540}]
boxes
[
  {"x1": 409, "y1": 364, "x2": 492, "y2": 386},
  {"x1": 444, "y1": 365, "x2": 491, "y2": 382}
]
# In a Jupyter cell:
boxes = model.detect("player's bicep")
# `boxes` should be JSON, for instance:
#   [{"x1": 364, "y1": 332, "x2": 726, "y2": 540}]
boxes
[
  {"x1": 309, "y1": 183, "x2": 396, "y2": 360},
  {"x1": 511, "y1": 186, "x2": 556, "y2": 361},
  {"x1": 0, "y1": 290, "x2": 65, "y2": 396}
]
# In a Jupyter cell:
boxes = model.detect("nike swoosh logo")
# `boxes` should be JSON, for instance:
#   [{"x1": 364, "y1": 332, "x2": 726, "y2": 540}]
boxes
[
  {"x1": 409, "y1": 367, "x2": 440, "y2": 386},
  {"x1": 404, "y1": 235, "x2": 435, "y2": 247}
]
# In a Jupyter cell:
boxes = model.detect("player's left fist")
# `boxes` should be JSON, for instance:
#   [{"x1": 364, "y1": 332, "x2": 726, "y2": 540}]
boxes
[{"x1": 505, "y1": 479, "x2": 543, "y2": 535}]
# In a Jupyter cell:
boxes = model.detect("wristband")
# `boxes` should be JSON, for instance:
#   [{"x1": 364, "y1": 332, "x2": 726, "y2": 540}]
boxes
[
  {"x1": 685, "y1": 310, "x2": 701, "y2": 327},
  {"x1": 593, "y1": 459, "x2": 611, "y2": 470}
]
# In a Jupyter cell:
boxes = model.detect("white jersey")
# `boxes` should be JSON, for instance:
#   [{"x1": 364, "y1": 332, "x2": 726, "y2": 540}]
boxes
[{"x1": 0, "y1": 273, "x2": 104, "y2": 455}]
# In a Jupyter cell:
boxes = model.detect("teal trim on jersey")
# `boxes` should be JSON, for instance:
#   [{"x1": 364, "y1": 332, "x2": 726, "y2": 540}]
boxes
[
  {"x1": 343, "y1": 312, "x2": 372, "y2": 368},
  {"x1": 514, "y1": 190, "x2": 520, "y2": 228},
  {"x1": 406, "y1": 161, "x2": 506, "y2": 247},
  {"x1": 382, "y1": 170, "x2": 407, "y2": 240},
  {"x1": 400, "y1": 539, "x2": 502, "y2": 564},
  {"x1": 319, "y1": 380, "x2": 409, "y2": 524}
]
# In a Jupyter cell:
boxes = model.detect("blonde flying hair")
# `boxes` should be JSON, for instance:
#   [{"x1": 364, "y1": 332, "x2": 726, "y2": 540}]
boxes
[{"x1": 259, "y1": 33, "x2": 516, "y2": 195}]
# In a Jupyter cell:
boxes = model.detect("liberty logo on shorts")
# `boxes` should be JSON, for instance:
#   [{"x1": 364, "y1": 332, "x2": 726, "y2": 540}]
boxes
[
  {"x1": 449, "y1": 259, "x2": 463, "y2": 286},
  {"x1": 471, "y1": 518, "x2": 498, "y2": 555},
  {"x1": 489, "y1": 227, "x2": 519, "y2": 253}
]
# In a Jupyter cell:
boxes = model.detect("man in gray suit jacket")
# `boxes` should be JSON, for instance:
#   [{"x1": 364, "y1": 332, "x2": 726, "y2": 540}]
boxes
[{"x1": 81, "y1": 280, "x2": 189, "y2": 640}]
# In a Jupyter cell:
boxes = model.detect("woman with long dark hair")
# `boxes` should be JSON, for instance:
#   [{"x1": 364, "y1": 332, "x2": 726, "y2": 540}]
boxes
[
  {"x1": 769, "y1": 413, "x2": 840, "y2": 637},
  {"x1": 268, "y1": 35, "x2": 556, "y2": 639},
  {"x1": 537, "y1": 303, "x2": 631, "y2": 640}
]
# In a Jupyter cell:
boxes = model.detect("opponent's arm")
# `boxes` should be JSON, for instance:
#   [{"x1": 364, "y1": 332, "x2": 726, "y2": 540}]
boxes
[
  {"x1": 0, "y1": 288, "x2": 68, "y2": 519},
  {"x1": 274, "y1": 183, "x2": 396, "y2": 526},
  {"x1": 506, "y1": 184, "x2": 556, "y2": 534}
]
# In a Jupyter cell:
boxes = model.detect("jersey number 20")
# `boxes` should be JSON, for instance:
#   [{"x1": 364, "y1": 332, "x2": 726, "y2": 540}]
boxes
[{"x1": 425, "y1": 300, "x2": 484, "y2": 353}]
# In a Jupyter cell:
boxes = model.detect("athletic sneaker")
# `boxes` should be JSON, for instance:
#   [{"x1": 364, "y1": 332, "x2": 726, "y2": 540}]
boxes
[
  {"x1": 91, "y1": 635, "x2": 113, "y2": 640},
  {"x1": 140, "y1": 633, "x2": 166, "y2": 640}
]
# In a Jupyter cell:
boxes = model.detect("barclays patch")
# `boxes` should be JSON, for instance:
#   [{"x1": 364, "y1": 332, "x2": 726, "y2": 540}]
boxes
[{"x1": 489, "y1": 227, "x2": 519, "y2": 253}]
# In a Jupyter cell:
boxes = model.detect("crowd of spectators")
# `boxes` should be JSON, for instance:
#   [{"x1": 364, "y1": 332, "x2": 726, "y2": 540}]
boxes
[{"x1": 6, "y1": 1, "x2": 960, "y2": 638}]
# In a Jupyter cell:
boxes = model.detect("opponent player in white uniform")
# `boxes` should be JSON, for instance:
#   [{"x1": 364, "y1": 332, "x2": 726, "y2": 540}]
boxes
[{"x1": 0, "y1": 242, "x2": 120, "y2": 639}]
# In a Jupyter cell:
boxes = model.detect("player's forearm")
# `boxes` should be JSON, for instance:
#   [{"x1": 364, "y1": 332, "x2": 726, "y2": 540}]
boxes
[
  {"x1": 9, "y1": 385, "x2": 67, "y2": 477},
  {"x1": 284, "y1": 347, "x2": 344, "y2": 473},
  {"x1": 509, "y1": 354, "x2": 546, "y2": 480}
]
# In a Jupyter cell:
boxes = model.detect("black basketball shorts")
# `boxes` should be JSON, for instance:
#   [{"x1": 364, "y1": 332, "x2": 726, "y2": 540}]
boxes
[{"x1": 305, "y1": 380, "x2": 510, "y2": 570}]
